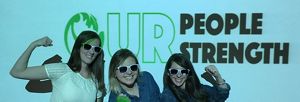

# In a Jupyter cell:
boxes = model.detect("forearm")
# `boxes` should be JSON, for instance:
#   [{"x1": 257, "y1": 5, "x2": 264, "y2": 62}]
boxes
[
  {"x1": 215, "y1": 75, "x2": 225, "y2": 84},
  {"x1": 10, "y1": 43, "x2": 36, "y2": 77},
  {"x1": 214, "y1": 74, "x2": 230, "y2": 90}
]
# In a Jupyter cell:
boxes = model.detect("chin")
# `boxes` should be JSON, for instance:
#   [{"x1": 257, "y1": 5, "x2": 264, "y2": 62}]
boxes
[
  {"x1": 122, "y1": 81, "x2": 135, "y2": 87},
  {"x1": 82, "y1": 58, "x2": 94, "y2": 64},
  {"x1": 126, "y1": 82, "x2": 135, "y2": 86},
  {"x1": 175, "y1": 83, "x2": 183, "y2": 87},
  {"x1": 172, "y1": 80, "x2": 184, "y2": 87},
  {"x1": 122, "y1": 78, "x2": 136, "y2": 86}
]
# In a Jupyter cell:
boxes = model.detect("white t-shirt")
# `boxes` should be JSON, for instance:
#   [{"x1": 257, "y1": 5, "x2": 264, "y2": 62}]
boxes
[{"x1": 45, "y1": 63, "x2": 102, "y2": 102}]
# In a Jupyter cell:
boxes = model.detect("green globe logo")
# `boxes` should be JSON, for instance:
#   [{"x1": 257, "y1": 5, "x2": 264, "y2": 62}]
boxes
[{"x1": 64, "y1": 12, "x2": 104, "y2": 54}]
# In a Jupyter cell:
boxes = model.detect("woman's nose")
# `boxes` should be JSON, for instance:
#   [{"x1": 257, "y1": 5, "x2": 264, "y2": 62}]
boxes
[
  {"x1": 176, "y1": 73, "x2": 182, "y2": 78},
  {"x1": 125, "y1": 69, "x2": 132, "y2": 74}
]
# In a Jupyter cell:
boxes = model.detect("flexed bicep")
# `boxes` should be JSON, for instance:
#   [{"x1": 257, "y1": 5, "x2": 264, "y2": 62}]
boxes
[
  {"x1": 10, "y1": 36, "x2": 53, "y2": 80},
  {"x1": 13, "y1": 65, "x2": 48, "y2": 80}
]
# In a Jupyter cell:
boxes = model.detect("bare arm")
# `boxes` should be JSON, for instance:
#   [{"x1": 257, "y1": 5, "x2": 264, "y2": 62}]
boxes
[
  {"x1": 10, "y1": 36, "x2": 53, "y2": 80},
  {"x1": 25, "y1": 54, "x2": 62, "y2": 93}
]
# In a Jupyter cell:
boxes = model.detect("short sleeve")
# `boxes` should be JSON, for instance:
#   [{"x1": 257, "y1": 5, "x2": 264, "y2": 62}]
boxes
[{"x1": 45, "y1": 63, "x2": 71, "y2": 80}]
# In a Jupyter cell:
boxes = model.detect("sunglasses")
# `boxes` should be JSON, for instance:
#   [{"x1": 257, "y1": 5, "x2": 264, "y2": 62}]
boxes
[
  {"x1": 83, "y1": 44, "x2": 101, "y2": 53},
  {"x1": 168, "y1": 68, "x2": 190, "y2": 75},
  {"x1": 117, "y1": 64, "x2": 139, "y2": 73}
]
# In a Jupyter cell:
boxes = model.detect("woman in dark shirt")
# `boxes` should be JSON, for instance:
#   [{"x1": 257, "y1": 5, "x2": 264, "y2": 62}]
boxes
[
  {"x1": 160, "y1": 53, "x2": 230, "y2": 102},
  {"x1": 108, "y1": 49, "x2": 160, "y2": 102}
]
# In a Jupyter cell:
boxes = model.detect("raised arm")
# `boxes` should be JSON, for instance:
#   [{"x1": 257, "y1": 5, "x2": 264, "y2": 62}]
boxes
[
  {"x1": 10, "y1": 36, "x2": 53, "y2": 80},
  {"x1": 202, "y1": 65, "x2": 230, "y2": 101},
  {"x1": 204, "y1": 65, "x2": 229, "y2": 89}
]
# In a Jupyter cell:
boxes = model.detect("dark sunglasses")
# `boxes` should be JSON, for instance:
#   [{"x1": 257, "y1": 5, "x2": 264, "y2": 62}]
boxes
[
  {"x1": 168, "y1": 68, "x2": 190, "y2": 75},
  {"x1": 83, "y1": 44, "x2": 101, "y2": 53},
  {"x1": 117, "y1": 64, "x2": 139, "y2": 73}
]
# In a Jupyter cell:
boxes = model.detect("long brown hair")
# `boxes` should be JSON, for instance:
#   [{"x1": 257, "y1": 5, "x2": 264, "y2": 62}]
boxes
[
  {"x1": 163, "y1": 53, "x2": 207, "y2": 102},
  {"x1": 67, "y1": 30, "x2": 106, "y2": 98}
]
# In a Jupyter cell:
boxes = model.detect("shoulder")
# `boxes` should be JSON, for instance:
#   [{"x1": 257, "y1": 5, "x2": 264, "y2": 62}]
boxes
[
  {"x1": 138, "y1": 71, "x2": 157, "y2": 84},
  {"x1": 161, "y1": 87, "x2": 173, "y2": 95},
  {"x1": 44, "y1": 63, "x2": 72, "y2": 79},
  {"x1": 44, "y1": 63, "x2": 71, "y2": 73},
  {"x1": 44, "y1": 63, "x2": 68, "y2": 69},
  {"x1": 139, "y1": 71, "x2": 154, "y2": 79},
  {"x1": 161, "y1": 87, "x2": 176, "y2": 102},
  {"x1": 138, "y1": 71, "x2": 160, "y2": 90}
]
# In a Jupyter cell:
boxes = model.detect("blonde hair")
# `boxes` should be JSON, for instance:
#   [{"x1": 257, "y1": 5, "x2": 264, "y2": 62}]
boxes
[{"x1": 109, "y1": 49, "x2": 140, "y2": 95}]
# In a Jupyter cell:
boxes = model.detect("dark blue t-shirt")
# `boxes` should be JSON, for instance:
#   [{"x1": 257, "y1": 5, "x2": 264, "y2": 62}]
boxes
[{"x1": 109, "y1": 71, "x2": 160, "y2": 102}]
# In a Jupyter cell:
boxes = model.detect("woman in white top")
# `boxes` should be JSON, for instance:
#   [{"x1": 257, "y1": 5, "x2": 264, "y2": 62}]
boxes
[{"x1": 10, "y1": 30, "x2": 106, "y2": 102}]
